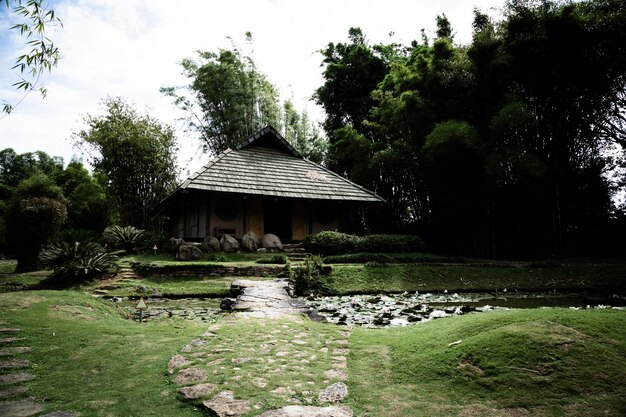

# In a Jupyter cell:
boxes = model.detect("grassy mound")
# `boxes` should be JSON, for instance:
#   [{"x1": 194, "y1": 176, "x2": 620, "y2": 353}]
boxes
[
  {"x1": 348, "y1": 308, "x2": 626, "y2": 416},
  {"x1": 0, "y1": 291, "x2": 207, "y2": 416}
]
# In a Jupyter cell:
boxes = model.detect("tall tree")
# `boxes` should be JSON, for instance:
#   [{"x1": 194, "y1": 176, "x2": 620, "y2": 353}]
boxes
[
  {"x1": 74, "y1": 98, "x2": 178, "y2": 230},
  {"x1": 4, "y1": 173, "x2": 66, "y2": 271},
  {"x1": 162, "y1": 35, "x2": 281, "y2": 154},
  {"x1": 281, "y1": 100, "x2": 327, "y2": 164}
]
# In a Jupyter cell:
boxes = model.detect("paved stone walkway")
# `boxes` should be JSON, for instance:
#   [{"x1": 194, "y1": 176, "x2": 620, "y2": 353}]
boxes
[
  {"x1": 168, "y1": 278, "x2": 353, "y2": 417},
  {"x1": 0, "y1": 322, "x2": 80, "y2": 417}
]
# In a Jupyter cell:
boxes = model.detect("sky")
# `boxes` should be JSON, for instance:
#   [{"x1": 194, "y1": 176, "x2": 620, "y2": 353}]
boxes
[{"x1": 0, "y1": 0, "x2": 504, "y2": 177}]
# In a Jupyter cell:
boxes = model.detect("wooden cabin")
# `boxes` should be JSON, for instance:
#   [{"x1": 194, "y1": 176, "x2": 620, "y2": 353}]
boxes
[{"x1": 156, "y1": 126, "x2": 384, "y2": 242}]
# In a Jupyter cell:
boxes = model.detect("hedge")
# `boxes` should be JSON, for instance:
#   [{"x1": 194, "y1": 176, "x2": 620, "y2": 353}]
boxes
[{"x1": 303, "y1": 231, "x2": 425, "y2": 256}]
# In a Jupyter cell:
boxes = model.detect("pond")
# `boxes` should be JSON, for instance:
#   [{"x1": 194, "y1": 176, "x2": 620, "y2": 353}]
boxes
[
  {"x1": 301, "y1": 291, "x2": 626, "y2": 327},
  {"x1": 106, "y1": 296, "x2": 222, "y2": 323},
  {"x1": 105, "y1": 290, "x2": 625, "y2": 326}
]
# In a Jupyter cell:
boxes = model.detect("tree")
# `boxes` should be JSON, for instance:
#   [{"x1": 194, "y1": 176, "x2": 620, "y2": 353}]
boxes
[
  {"x1": 55, "y1": 160, "x2": 110, "y2": 232},
  {"x1": 162, "y1": 35, "x2": 281, "y2": 154},
  {"x1": 73, "y1": 98, "x2": 179, "y2": 230},
  {"x1": 2, "y1": 0, "x2": 62, "y2": 115},
  {"x1": 280, "y1": 100, "x2": 327, "y2": 164},
  {"x1": 4, "y1": 173, "x2": 67, "y2": 271}
]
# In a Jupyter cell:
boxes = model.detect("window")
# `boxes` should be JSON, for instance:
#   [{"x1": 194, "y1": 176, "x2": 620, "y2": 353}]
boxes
[{"x1": 214, "y1": 196, "x2": 238, "y2": 222}]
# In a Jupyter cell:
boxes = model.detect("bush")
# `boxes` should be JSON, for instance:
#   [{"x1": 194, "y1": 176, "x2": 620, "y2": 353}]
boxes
[
  {"x1": 302, "y1": 231, "x2": 359, "y2": 256},
  {"x1": 359, "y1": 234, "x2": 425, "y2": 253},
  {"x1": 303, "y1": 231, "x2": 425, "y2": 256},
  {"x1": 40, "y1": 239, "x2": 117, "y2": 285},
  {"x1": 102, "y1": 225, "x2": 145, "y2": 255},
  {"x1": 291, "y1": 255, "x2": 333, "y2": 296},
  {"x1": 256, "y1": 254, "x2": 288, "y2": 264}
]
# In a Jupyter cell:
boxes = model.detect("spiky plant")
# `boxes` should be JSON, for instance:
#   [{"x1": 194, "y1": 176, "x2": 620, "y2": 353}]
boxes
[
  {"x1": 102, "y1": 225, "x2": 145, "y2": 254},
  {"x1": 40, "y1": 240, "x2": 117, "y2": 284}
]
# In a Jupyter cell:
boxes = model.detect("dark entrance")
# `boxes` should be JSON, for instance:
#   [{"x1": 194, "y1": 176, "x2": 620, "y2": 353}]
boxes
[{"x1": 264, "y1": 199, "x2": 292, "y2": 241}]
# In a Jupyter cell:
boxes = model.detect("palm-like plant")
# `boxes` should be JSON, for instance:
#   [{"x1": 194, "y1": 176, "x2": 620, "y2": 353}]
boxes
[
  {"x1": 102, "y1": 225, "x2": 145, "y2": 254},
  {"x1": 40, "y1": 240, "x2": 117, "y2": 284}
]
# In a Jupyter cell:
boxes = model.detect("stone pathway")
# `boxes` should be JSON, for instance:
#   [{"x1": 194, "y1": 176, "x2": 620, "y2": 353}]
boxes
[
  {"x1": 0, "y1": 322, "x2": 80, "y2": 417},
  {"x1": 168, "y1": 278, "x2": 353, "y2": 417},
  {"x1": 230, "y1": 278, "x2": 311, "y2": 318}
]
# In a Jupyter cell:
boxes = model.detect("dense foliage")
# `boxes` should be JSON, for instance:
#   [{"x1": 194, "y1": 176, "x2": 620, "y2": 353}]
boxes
[
  {"x1": 4, "y1": 173, "x2": 67, "y2": 271},
  {"x1": 315, "y1": 0, "x2": 626, "y2": 256},
  {"x1": 163, "y1": 34, "x2": 327, "y2": 160},
  {"x1": 303, "y1": 231, "x2": 425, "y2": 256},
  {"x1": 290, "y1": 255, "x2": 333, "y2": 296},
  {"x1": 74, "y1": 97, "x2": 178, "y2": 230}
]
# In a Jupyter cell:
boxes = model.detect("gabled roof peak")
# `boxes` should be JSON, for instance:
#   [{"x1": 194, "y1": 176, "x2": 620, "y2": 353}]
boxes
[{"x1": 234, "y1": 125, "x2": 302, "y2": 158}]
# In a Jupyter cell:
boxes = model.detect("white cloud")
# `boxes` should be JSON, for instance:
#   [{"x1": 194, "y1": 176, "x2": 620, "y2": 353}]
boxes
[{"x1": 0, "y1": 0, "x2": 504, "y2": 174}]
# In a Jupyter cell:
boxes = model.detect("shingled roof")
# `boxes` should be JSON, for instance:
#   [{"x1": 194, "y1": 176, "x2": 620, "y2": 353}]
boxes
[{"x1": 170, "y1": 126, "x2": 384, "y2": 203}]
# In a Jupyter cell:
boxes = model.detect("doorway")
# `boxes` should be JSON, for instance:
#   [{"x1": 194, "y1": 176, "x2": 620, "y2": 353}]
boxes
[{"x1": 264, "y1": 199, "x2": 292, "y2": 242}]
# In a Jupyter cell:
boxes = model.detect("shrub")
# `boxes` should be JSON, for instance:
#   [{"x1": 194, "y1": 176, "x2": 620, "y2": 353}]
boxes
[
  {"x1": 6, "y1": 197, "x2": 67, "y2": 272},
  {"x1": 102, "y1": 225, "x2": 145, "y2": 255},
  {"x1": 40, "y1": 239, "x2": 117, "y2": 285},
  {"x1": 291, "y1": 255, "x2": 333, "y2": 296},
  {"x1": 359, "y1": 234, "x2": 425, "y2": 253},
  {"x1": 256, "y1": 254, "x2": 288, "y2": 264},
  {"x1": 302, "y1": 231, "x2": 359, "y2": 256},
  {"x1": 303, "y1": 231, "x2": 425, "y2": 256}
]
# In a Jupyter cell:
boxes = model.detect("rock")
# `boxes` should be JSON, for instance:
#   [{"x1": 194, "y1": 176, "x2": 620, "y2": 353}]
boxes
[
  {"x1": 220, "y1": 234, "x2": 240, "y2": 253},
  {"x1": 261, "y1": 233, "x2": 283, "y2": 251},
  {"x1": 202, "y1": 236, "x2": 221, "y2": 252},
  {"x1": 256, "y1": 405, "x2": 353, "y2": 417},
  {"x1": 167, "y1": 237, "x2": 186, "y2": 253},
  {"x1": 220, "y1": 298, "x2": 235, "y2": 311},
  {"x1": 168, "y1": 355, "x2": 192, "y2": 375},
  {"x1": 0, "y1": 359, "x2": 29, "y2": 369},
  {"x1": 323, "y1": 369, "x2": 347, "y2": 381},
  {"x1": 175, "y1": 367, "x2": 208, "y2": 386},
  {"x1": 256, "y1": 247, "x2": 267, "y2": 253},
  {"x1": 0, "y1": 385, "x2": 28, "y2": 399},
  {"x1": 0, "y1": 397, "x2": 44, "y2": 416},
  {"x1": 202, "y1": 391, "x2": 250, "y2": 417},
  {"x1": 177, "y1": 244, "x2": 203, "y2": 261},
  {"x1": 241, "y1": 231, "x2": 260, "y2": 252},
  {"x1": 0, "y1": 372, "x2": 34, "y2": 385},
  {"x1": 178, "y1": 383, "x2": 216, "y2": 400},
  {"x1": 318, "y1": 382, "x2": 348, "y2": 403}
]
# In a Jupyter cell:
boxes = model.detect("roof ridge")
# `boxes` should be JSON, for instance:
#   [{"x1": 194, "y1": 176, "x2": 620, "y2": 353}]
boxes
[{"x1": 233, "y1": 125, "x2": 302, "y2": 158}]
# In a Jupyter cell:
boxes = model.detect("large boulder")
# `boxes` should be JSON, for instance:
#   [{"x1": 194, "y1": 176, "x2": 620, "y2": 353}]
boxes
[
  {"x1": 241, "y1": 231, "x2": 260, "y2": 252},
  {"x1": 261, "y1": 233, "x2": 283, "y2": 252},
  {"x1": 167, "y1": 237, "x2": 186, "y2": 254},
  {"x1": 201, "y1": 236, "x2": 221, "y2": 252},
  {"x1": 220, "y1": 234, "x2": 240, "y2": 253},
  {"x1": 177, "y1": 244, "x2": 203, "y2": 261}
]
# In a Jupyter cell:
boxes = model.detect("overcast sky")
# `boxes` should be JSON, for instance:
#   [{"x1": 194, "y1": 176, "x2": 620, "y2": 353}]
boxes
[{"x1": 0, "y1": 0, "x2": 504, "y2": 176}]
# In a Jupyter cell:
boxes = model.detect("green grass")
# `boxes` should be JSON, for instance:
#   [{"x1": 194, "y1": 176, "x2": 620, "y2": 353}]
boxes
[
  {"x1": 81, "y1": 275, "x2": 234, "y2": 298},
  {"x1": 348, "y1": 308, "x2": 626, "y2": 416},
  {"x1": 126, "y1": 252, "x2": 276, "y2": 266},
  {"x1": 329, "y1": 262, "x2": 626, "y2": 294},
  {"x1": 0, "y1": 291, "x2": 208, "y2": 416}
]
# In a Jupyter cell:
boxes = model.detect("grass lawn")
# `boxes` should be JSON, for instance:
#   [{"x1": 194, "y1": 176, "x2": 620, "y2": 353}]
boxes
[
  {"x1": 329, "y1": 262, "x2": 626, "y2": 294},
  {"x1": 348, "y1": 308, "x2": 626, "y2": 417},
  {"x1": 0, "y1": 291, "x2": 208, "y2": 416},
  {"x1": 81, "y1": 275, "x2": 234, "y2": 298}
]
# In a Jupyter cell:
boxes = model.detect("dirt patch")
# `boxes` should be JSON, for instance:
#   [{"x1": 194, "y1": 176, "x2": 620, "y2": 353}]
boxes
[
  {"x1": 457, "y1": 358, "x2": 484, "y2": 376},
  {"x1": 49, "y1": 305, "x2": 98, "y2": 321},
  {"x1": 0, "y1": 293, "x2": 44, "y2": 310}
]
